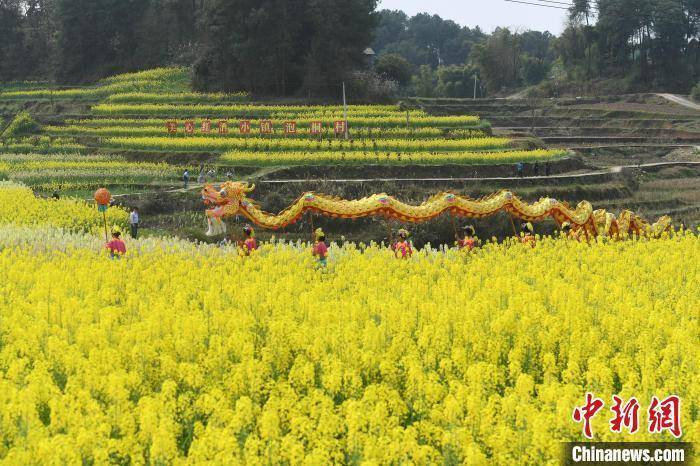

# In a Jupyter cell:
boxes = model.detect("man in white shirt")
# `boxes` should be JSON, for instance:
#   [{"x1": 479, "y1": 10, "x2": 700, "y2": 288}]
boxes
[{"x1": 129, "y1": 208, "x2": 140, "y2": 239}]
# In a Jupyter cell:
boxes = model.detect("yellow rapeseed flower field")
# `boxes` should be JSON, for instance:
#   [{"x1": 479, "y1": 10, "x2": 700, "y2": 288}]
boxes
[
  {"x1": 0, "y1": 181, "x2": 128, "y2": 233},
  {"x1": 0, "y1": 183, "x2": 697, "y2": 464},
  {"x1": 0, "y1": 218, "x2": 697, "y2": 463}
]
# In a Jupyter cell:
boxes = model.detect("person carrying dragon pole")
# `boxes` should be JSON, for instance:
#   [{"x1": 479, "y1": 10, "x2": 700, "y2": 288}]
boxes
[
  {"x1": 520, "y1": 222, "x2": 537, "y2": 248},
  {"x1": 239, "y1": 224, "x2": 258, "y2": 256},
  {"x1": 560, "y1": 222, "x2": 579, "y2": 241},
  {"x1": 312, "y1": 228, "x2": 329, "y2": 267},
  {"x1": 561, "y1": 221, "x2": 590, "y2": 243},
  {"x1": 456, "y1": 225, "x2": 481, "y2": 252},
  {"x1": 392, "y1": 228, "x2": 413, "y2": 259}
]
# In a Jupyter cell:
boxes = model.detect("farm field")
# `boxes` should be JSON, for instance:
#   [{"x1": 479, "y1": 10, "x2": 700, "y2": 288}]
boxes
[
  {"x1": 3, "y1": 0, "x2": 700, "y2": 463},
  {"x1": 0, "y1": 182, "x2": 698, "y2": 464},
  {"x1": 1, "y1": 67, "x2": 699, "y2": 464},
  {"x1": 0, "y1": 68, "x2": 565, "y2": 197}
]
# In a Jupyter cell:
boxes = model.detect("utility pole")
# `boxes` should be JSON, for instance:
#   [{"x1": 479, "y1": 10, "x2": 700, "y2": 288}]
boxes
[
  {"x1": 473, "y1": 75, "x2": 478, "y2": 100},
  {"x1": 342, "y1": 81, "x2": 349, "y2": 140}
]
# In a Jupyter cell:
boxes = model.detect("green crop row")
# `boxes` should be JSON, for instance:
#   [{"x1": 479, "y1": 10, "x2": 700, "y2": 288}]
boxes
[
  {"x1": 104, "y1": 91, "x2": 249, "y2": 104},
  {"x1": 45, "y1": 125, "x2": 489, "y2": 140},
  {"x1": 91, "y1": 103, "x2": 453, "y2": 119},
  {"x1": 89, "y1": 112, "x2": 481, "y2": 130},
  {"x1": 0, "y1": 153, "x2": 184, "y2": 190},
  {"x1": 218, "y1": 149, "x2": 567, "y2": 166},
  {"x1": 0, "y1": 137, "x2": 86, "y2": 155},
  {"x1": 66, "y1": 117, "x2": 489, "y2": 130},
  {"x1": 102, "y1": 136, "x2": 512, "y2": 153}
]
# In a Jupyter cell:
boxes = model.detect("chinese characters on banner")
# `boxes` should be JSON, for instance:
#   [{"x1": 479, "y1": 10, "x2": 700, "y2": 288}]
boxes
[
  {"x1": 239, "y1": 120, "x2": 251, "y2": 134},
  {"x1": 201, "y1": 119, "x2": 212, "y2": 134},
  {"x1": 572, "y1": 393, "x2": 682, "y2": 439},
  {"x1": 184, "y1": 120, "x2": 195, "y2": 135},
  {"x1": 310, "y1": 121, "x2": 323, "y2": 135},
  {"x1": 334, "y1": 120, "x2": 347, "y2": 136},
  {"x1": 164, "y1": 120, "x2": 348, "y2": 135},
  {"x1": 218, "y1": 120, "x2": 229, "y2": 134},
  {"x1": 260, "y1": 120, "x2": 273, "y2": 134}
]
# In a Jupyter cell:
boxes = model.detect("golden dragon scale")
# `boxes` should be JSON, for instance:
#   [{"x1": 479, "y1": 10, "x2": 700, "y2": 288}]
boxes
[{"x1": 202, "y1": 182, "x2": 672, "y2": 237}]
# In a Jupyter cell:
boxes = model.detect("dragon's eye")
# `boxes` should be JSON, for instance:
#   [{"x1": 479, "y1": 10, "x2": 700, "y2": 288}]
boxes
[{"x1": 219, "y1": 190, "x2": 227, "y2": 197}]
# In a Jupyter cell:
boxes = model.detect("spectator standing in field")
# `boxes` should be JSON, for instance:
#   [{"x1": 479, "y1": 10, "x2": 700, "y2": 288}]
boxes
[
  {"x1": 312, "y1": 228, "x2": 329, "y2": 267},
  {"x1": 516, "y1": 162, "x2": 524, "y2": 178},
  {"x1": 105, "y1": 230, "x2": 126, "y2": 259},
  {"x1": 545, "y1": 162, "x2": 551, "y2": 177},
  {"x1": 183, "y1": 170, "x2": 190, "y2": 189},
  {"x1": 129, "y1": 208, "x2": 139, "y2": 239},
  {"x1": 534, "y1": 162, "x2": 540, "y2": 176},
  {"x1": 198, "y1": 168, "x2": 205, "y2": 184}
]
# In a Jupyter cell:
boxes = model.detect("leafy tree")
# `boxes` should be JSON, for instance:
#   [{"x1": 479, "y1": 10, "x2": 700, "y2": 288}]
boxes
[
  {"x1": 436, "y1": 65, "x2": 479, "y2": 98},
  {"x1": 194, "y1": 0, "x2": 378, "y2": 96},
  {"x1": 560, "y1": 0, "x2": 700, "y2": 91},
  {"x1": 472, "y1": 28, "x2": 521, "y2": 92},
  {"x1": 373, "y1": 10, "x2": 485, "y2": 69},
  {"x1": 375, "y1": 54, "x2": 412, "y2": 86},
  {"x1": 692, "y1": 82, "x2": 700, "y2": 101},
  {"x1": 54, "y1": 0, "x2": 147, "y2": 82},
  {"x1": 0, "y1": 0, "x2": 33, "y2": 81},
  {"x1": 411, "y1": 65, "x2": 437, "y2": 97}
]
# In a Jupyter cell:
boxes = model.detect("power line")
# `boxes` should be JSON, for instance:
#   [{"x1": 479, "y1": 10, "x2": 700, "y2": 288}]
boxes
[
  {"x1": 503, "y1": 0, "x2": 570, "y2": 10},
  {"x1": 547, "y1": 0, "x2": 599, "y2": 12},
  {"x1": 535, "y1": 0, "x2": 574, "y2": 6},
  {"x1": 504, "y1": 0, "x2": 599, "y2": 12}
]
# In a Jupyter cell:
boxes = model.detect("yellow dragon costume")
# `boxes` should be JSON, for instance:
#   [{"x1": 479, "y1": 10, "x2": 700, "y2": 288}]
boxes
[{"x1": 202, "y1": 181, "x2": 671, "y2": 238}]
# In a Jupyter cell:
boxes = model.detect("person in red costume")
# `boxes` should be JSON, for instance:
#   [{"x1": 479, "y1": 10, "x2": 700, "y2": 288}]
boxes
[
  {"x1": 312, "y1": 228, "x2": 328, "y2": 266},
  {"x1": 520, "y1": 222, "x2": 536, "y2": 248},
  {"x1": 105, "y1": 230, "x2": 126, "y2": 258},
  {"x1": 456, "y1": 225, "x2": 481, "y2": 251},
  {"x1": 240, "y1": 224, "x2": 258, "y2": 256},
  {"x1": 393, "y1": 229, "x2": 413, "y2": 259}
]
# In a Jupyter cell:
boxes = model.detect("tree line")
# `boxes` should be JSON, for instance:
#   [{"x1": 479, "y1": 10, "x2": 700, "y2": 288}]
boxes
[{"x1": 1, "y1": 0, "x2": 698, "y2": 97}]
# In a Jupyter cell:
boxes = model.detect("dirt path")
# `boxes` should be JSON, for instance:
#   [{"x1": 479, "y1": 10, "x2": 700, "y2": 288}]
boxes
[
  {"x1": 656, "y1": 94, "x2": 700, "y2": 111},
  {"x1": 257, "y1": 161, "x2": 700, "y2": 184},
  {"x1": 103, "y1": 161, "x2": 700, "y2": 198}
]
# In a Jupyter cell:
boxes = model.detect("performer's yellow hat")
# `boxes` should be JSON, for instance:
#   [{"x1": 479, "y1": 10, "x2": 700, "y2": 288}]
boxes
[
  {"x1": 398, "y1": 228, "x2": 409, "y2": 238},
  {"x1": 522, "y1": 222, "x2": 534, "y2": 234},
  {"x1": 315, "y1": 228, "x2": 325, "y2": 240}
]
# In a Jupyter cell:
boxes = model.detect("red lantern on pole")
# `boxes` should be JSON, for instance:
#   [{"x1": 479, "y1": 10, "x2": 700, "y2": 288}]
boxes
[
  {"x1": 94, "y1": 188, "x2": 111, "y2": 242},
  {"x1": 94, "y1": 188, "x2": 111, "y2": 207}
]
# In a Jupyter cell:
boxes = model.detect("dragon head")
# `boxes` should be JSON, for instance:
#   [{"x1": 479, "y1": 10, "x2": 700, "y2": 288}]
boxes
[{"x1": 202, "y1": 181, "x2": 255, "y2": 212}]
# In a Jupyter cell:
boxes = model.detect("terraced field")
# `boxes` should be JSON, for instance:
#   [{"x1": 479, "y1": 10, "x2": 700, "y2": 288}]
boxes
[
  {"x1": 0, "y1": 68, "x2": 564, "y2": 193},
  {"x1": 1, "y1": 68, "x2": 697, "y2": 242}
]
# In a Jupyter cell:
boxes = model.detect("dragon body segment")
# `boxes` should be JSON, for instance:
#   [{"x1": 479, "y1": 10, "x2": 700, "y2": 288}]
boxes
[{"x1": 202, "y1": 181, "x2": 671, "y2": 238}]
